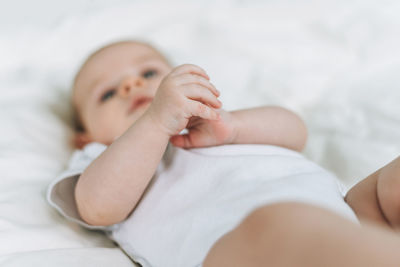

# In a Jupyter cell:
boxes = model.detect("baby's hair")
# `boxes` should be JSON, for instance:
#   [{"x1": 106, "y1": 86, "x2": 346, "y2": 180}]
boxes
[
  {"x1": 72, "y1": 106, "x2": 84, "y2": 133},
  {"x1": 71, "y1": 39, "x2": 171, "y2": 133}
]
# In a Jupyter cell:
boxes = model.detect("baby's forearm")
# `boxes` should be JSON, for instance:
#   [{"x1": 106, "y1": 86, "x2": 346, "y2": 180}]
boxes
[
  {"x1": 75, "y1": 114, "x2": 170, "y2": 226},
  {"x1": 231, "y1": 106, "x2": 308, "y2": 151}
]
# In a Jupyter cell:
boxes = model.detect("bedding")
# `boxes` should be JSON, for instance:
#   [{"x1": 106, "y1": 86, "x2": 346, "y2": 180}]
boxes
[{"x1": 1, "y1": 0, "x2": 399, "y2": 266}]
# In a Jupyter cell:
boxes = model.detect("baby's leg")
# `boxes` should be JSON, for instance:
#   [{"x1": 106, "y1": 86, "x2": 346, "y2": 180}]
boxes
[
  {"x1": 345, "y1": 156, "x2": 400, "y2": 229},
  {"x1": 203, "y1": 202, "x2": 400, "y2": 267}
]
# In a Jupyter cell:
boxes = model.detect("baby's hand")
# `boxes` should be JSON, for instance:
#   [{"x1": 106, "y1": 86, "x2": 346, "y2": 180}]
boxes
[
  {"x1": 145, "y1": 64, "x2": 222, "y2": 136},
  {"x1": 169, "y1": 109, "x2": 237, "y2": 148}
]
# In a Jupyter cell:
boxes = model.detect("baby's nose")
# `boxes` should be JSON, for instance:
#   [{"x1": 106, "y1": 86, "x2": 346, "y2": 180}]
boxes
[{"x1": 118, "y1": 76, "x2": 144, "y2": 97}]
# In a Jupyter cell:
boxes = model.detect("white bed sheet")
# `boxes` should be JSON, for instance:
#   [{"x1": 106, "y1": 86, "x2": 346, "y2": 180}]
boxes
[{"x1": 1, "y1": 0, "x2": 399, "y2": 266}]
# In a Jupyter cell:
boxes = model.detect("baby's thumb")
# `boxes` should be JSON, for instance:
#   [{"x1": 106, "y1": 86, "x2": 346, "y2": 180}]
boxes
[
  {"x1": 170, "y1": 129, "x2": 215, "y2": 148},
  {"x1": 169, "y1": 134, "x2": 192, "y2": 148}
]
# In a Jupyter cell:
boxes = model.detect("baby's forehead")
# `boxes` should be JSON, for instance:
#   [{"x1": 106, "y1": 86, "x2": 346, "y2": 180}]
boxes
[
  {"x1": 73, "y1": 41, "x2": 165, "y2": 97},
  {"x1": 81, "y1": 41, "x2": 164, "y2": 72}
]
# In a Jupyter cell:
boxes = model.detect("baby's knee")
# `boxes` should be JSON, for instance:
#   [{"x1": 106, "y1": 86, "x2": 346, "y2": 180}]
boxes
[{"x1": 378, "y1": 160, "x2": 400, "y2": 228}]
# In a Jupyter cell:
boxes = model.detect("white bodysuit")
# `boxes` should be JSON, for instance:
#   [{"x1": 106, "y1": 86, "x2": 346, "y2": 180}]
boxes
[{"x1": 47, "y1": 142, "x2": 358, "y2": 267}]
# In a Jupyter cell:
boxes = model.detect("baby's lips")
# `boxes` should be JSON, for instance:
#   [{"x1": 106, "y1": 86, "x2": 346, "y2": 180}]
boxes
[{"x1": 127, "y1": 96, "x2": 153, "y2": 114}]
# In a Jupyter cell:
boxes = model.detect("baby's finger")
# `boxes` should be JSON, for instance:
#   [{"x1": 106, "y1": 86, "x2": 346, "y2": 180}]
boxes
[
  {"x1": 184, "y1": 84, "x2": 222, "y2": 109},
  {"x1": 169, "y1": 134, "x2": 191, "y2": 148},
  {"x1": 188, "y1": 99, "x2": 221, "y2": 121},
  {"x1": 170, "y1": 64, "x2": 210, "y2": 80},
  {"x1": 176, "y1": 73, "x2": 220, "y2": 97}
]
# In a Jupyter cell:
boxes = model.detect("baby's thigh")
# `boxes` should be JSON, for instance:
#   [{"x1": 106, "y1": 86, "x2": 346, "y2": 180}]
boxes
[
  {"x1": 203, "y1": 202, "x2": 328, "y2": 267},
  {"x1": 203, "y1": 201, "x2": 386, "y2": 267}
]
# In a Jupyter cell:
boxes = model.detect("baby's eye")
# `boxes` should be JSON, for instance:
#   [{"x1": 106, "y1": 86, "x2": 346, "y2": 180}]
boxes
[
  {"x1": 142, "y1": 69, "x2": 158, "y2": 79},
  {"x1": 100, "y1": 89, "x2": 116, "y2": 102}
]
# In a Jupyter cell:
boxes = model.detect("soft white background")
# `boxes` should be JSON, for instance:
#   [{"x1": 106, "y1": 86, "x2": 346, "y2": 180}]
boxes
[{"x1": 1, "y1": 0, "x2": 399, "y2": 266}]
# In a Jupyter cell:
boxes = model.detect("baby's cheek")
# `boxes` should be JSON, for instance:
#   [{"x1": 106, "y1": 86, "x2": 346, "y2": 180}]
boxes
[
  {"x1": 88, "y1": 117, "x2": 118, "y2": 144},
  {"x1": 110, "y1": 118, "x2": 136, "y2": 143}
]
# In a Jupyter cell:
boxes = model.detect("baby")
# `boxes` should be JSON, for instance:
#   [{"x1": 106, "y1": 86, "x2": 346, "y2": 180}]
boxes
[{"x1": 47, "y1": 40, "x2": 400, "y2": 267}]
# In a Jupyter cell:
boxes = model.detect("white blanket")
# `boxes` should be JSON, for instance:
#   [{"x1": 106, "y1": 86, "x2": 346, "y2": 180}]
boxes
[{"x1": 1, "y1": 0, "x2": 399, "y2": 266}]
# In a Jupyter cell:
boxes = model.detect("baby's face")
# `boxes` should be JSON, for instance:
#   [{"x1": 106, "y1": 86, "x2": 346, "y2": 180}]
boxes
[{"x1": 73, "y1": 42, "x2": 172, "y2": 147}]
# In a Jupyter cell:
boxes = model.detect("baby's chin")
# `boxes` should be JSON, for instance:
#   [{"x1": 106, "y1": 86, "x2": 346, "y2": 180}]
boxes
[{"x1": 105, "y1": 107, "x2": 151, "y2": 144}]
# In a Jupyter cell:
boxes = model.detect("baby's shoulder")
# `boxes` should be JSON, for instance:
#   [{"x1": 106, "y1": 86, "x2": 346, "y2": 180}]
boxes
[{"x1": 67, "y1": 142, "x2": 107, "y2": 170}]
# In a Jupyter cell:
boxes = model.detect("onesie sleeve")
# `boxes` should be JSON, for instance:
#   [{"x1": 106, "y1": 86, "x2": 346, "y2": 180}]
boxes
[{"x1": 46, "y1": 142, "x2": 118, "y2": 232}]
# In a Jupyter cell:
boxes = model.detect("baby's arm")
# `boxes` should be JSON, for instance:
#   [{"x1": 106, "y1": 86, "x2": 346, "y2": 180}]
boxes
[
  {"x1": 75, "y1": 64, "x2": 221, "y2": 226},
  {"x1": 75, "y1": 115, "x2": 169, "y2": 226},
  {"x1": 231, "y1": 106, "x2": 308, "y2": 151}
]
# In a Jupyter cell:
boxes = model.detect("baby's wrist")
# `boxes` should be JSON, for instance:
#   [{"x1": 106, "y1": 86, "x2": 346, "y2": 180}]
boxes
[
  {"x1": 229, "y1": 111, "x2": 242, "y2": 144},
  {"x1": 140, "y1": 111, "x2": 172, "y2": 139}
]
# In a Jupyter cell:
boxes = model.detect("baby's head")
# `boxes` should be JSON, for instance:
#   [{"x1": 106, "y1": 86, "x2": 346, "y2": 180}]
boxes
[{"x1": 72, "y1": 40, "x2": 172, "y2": 148}]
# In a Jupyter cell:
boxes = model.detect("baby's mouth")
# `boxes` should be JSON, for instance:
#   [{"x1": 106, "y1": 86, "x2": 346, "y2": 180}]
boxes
[{"x1": 127, "y1": 96, "x2": 153, "y2": 114}]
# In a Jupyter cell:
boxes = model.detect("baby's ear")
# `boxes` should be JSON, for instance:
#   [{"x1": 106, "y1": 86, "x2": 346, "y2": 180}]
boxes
[{"x1": 74, "y1": 132, "x2": 92, "y2": 149}]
